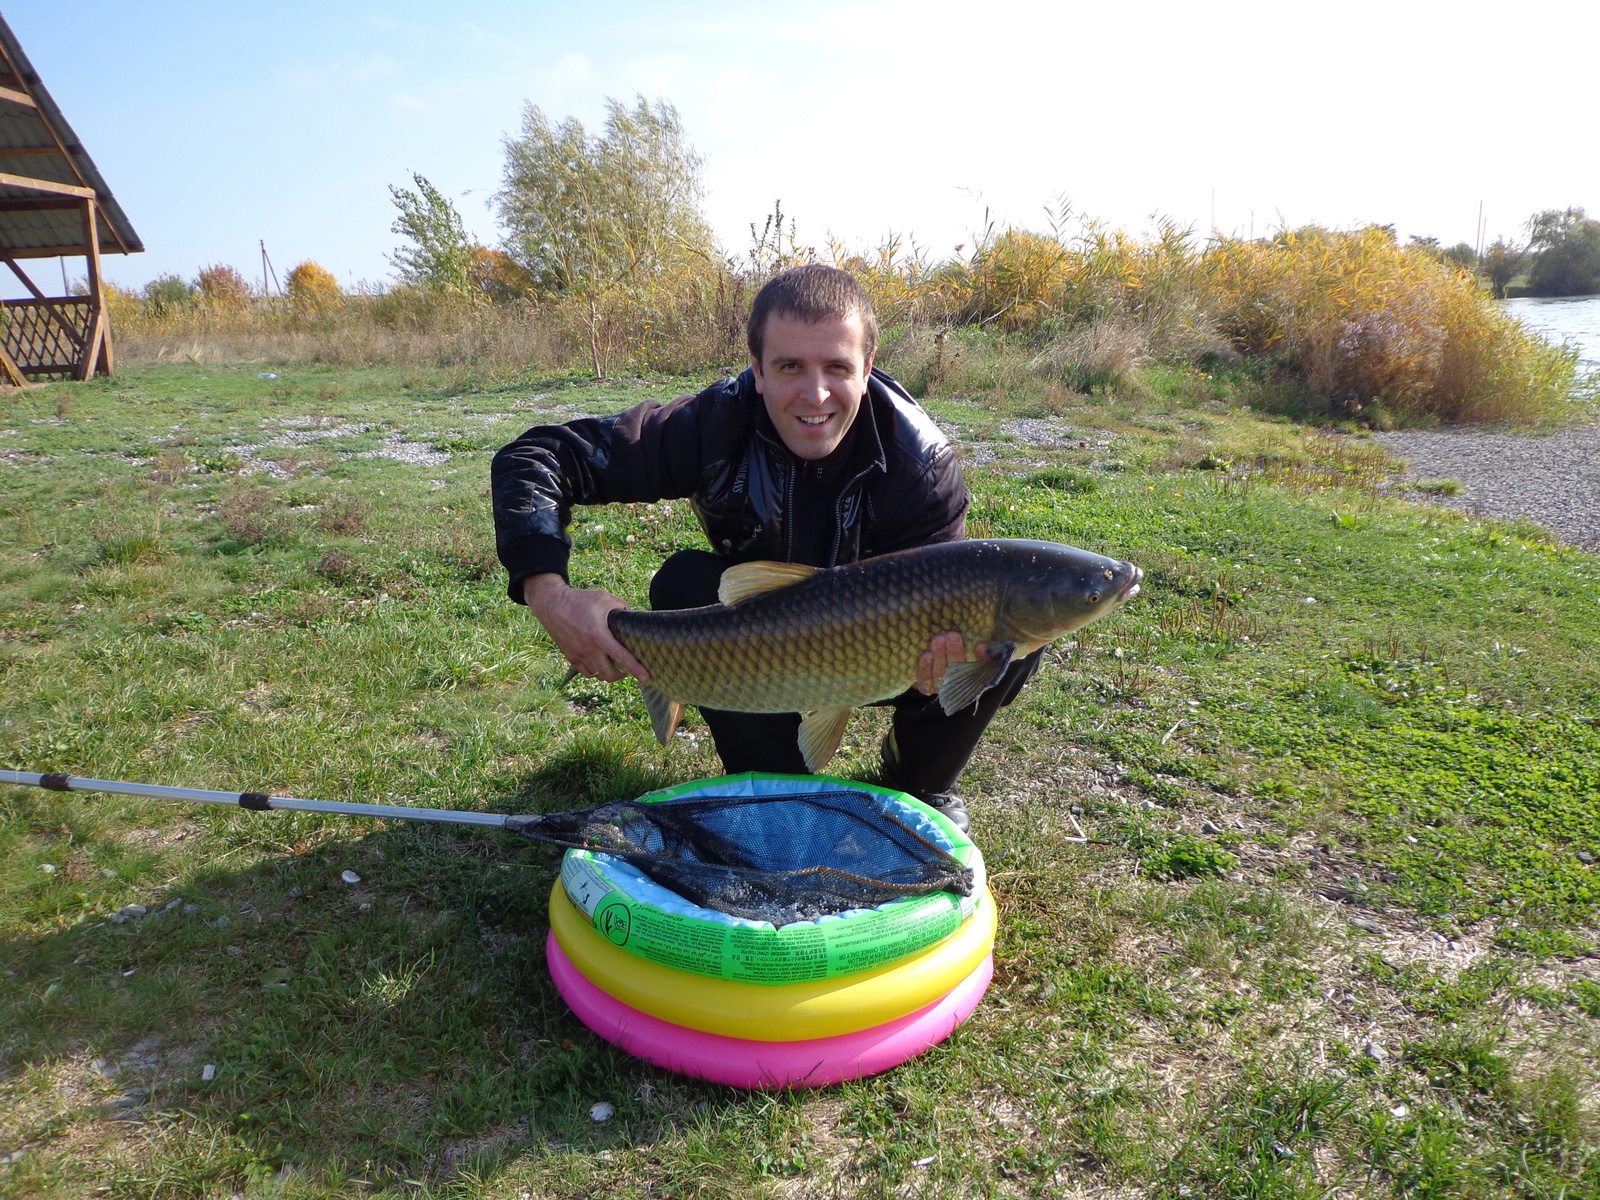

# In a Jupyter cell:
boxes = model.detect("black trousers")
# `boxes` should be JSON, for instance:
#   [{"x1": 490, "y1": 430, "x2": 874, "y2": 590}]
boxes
[{"x1": 648, "y1": 549, "x2": 1042, "y2": 799}]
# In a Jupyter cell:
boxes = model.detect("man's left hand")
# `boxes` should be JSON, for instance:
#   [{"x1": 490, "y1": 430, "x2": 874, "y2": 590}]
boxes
[{"x1": 916, "y1": 631, "x2": 987, "y2": 695}]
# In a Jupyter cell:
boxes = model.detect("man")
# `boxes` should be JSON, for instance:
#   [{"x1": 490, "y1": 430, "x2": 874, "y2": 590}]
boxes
[{"x1": 491, "y1": 264, "x2": 1043, "y2": 831}]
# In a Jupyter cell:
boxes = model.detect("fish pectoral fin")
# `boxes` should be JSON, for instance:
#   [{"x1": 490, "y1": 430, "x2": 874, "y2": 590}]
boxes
[
  {"x1": 639, "y1": 683, "x2": 685, "y2": 746},
  {"x1": 938, "y1": 641, "x2": 1016, "y2": 715},
  {"x1": 797, "y1": 707, "x2": 853, "y2": 772},
  {"x1": 717, "y1": 560, "x2": 821, "y2": 606}
]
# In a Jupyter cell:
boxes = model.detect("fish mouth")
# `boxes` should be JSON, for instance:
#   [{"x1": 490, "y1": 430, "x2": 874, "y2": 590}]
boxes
[{"x1": 1116, "y1": 566, "x2": 1144, "y2": 603}]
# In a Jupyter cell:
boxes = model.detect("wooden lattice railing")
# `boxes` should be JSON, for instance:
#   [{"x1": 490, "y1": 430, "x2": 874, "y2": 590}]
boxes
[{"x1": 0, "y1": 296, "x2": 95, "y2": 378}]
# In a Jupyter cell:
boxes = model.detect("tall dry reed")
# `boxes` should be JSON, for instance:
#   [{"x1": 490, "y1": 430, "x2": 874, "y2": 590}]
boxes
[{"x1": 106, "y1": 216, "x2": 1582, "y2": 424}]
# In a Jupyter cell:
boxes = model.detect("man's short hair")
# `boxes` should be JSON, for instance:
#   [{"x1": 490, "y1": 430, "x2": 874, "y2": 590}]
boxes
[{"x1": 747, "y1": 264, "x2": 878, "y2": 366}]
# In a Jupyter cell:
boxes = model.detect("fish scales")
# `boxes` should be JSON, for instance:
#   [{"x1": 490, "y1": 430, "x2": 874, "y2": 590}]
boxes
[{"x1": 610, "y1": 552, "x2": 1004, "y2": 714}]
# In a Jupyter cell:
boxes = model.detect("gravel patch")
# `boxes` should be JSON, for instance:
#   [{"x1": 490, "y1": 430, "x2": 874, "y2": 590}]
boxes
[
  {"x1": 356, "y1": 433, "x2": 450, "y2": 468},
  {"x1": 1373, "y1": 425, "x2": 1600, "y2": 552}
]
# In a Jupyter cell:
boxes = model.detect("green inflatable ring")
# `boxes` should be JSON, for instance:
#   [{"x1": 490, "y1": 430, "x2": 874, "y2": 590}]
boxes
[{"x1": 558, "y1": 772, "x2": 985, "y2": 985}]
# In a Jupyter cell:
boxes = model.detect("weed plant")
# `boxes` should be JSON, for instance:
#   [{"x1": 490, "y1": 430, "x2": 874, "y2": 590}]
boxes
[{"x1": 1, "y1": 365, "x2": 1598, "y2": 1197}]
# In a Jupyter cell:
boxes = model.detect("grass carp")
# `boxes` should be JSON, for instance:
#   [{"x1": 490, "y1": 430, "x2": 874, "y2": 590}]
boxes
[{"x1": 609, "y1": 538, "x2": 1143, "y2": 771}]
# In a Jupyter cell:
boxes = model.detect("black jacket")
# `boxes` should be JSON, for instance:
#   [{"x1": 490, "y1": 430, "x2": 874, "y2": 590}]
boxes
[{"x1": 491, "y1": 367, "x2": 969, "y2": 601}]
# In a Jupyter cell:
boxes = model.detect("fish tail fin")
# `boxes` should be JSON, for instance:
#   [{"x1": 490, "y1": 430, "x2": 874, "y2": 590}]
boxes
[
  {"x1": 797, "y1": 707, "x2": 853, "y2": 772},
  {"x1": 639, "y1": 682, "x2": 685, "y2": 746},
  {"x1": 939, "y1": 641, "x2": 1017, "y2": 714}
]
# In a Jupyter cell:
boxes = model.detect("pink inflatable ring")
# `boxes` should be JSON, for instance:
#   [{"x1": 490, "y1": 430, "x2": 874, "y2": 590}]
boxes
[{"x1": 547, "y1": 931, "x2": 993, "y2": 1088}]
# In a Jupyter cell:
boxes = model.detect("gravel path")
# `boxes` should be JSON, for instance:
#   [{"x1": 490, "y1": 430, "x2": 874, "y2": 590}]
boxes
[{"x1": 1373, "y1": 426, "x2": 1600, "y2": 552}]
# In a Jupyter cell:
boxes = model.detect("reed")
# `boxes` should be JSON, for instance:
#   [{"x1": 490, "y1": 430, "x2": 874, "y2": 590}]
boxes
[{"x1": 105, "y1": 214, "x2": 1583, "y2": 424}]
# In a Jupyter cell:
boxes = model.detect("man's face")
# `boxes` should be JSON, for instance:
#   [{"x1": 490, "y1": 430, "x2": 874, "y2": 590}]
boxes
[{"x1": 751, "y1": 311, "x2": 874, "y2": 461}]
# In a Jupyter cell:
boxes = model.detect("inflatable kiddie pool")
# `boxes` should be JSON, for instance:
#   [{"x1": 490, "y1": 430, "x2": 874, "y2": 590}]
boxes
[{"x1": 547, "y1": 773, "x2": 996, "y2": 1085}]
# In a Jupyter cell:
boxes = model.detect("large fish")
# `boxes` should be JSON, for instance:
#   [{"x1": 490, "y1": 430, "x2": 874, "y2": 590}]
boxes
[{"x1": 608, "y1": 538, "x2": 1143, "y2": 771}]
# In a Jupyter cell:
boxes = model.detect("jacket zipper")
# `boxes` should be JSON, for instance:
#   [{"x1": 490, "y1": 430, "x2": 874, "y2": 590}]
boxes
[{"x1": 829, "y1": 461, "x2": 879, "y2": 567}]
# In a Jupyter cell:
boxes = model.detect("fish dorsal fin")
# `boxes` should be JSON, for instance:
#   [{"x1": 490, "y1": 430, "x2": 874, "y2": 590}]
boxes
[
  {"x1": 718, "y1": 560, "x2": 821, "y2": 606},
  {"x1": 939, "y1": 642, "x2": 1017, "y2": 715},
  {"x1": 797, "y1": 707, "x2": 853, "y2": 772}
]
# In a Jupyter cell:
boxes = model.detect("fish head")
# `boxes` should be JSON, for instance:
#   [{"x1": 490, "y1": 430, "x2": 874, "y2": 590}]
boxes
[{"x1": 991, "y1": 539, "x2": 1144, "y2": 643}]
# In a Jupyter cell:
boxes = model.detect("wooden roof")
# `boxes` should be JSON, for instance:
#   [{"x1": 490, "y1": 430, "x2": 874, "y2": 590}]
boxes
[{"x1": 0, "y1": 14, "x2": 141, "y2": 260}]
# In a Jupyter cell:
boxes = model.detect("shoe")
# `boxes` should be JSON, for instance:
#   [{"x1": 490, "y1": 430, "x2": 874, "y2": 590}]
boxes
[{"x1": 920, "y1": 793, "x2": 970, "y2": 834}]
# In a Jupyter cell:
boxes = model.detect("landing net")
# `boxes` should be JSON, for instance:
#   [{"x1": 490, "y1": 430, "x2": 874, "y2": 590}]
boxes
[{"x1": 513, "y1": 789, "x2": 973, "y2": 927}]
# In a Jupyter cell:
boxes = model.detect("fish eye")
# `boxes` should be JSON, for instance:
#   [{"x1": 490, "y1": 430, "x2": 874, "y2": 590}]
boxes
[{"x1": 1086, "y1": 592, "x2": 1101, "y2": 603}]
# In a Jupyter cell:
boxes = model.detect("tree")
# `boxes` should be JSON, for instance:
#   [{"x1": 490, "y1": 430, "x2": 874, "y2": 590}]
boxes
[
  {"x1": 495, "y1": 95, "x2": 717, "y2": 375},
  {"x1": 1525, "y1": 207, "x2": 1600, "y2": 297},
  {"x1": 389, "y1": 173, "x2": 480, "y2": 298},
  {"x1": 1480, "y1": 238, "x2": 1524, "y2": 300}
]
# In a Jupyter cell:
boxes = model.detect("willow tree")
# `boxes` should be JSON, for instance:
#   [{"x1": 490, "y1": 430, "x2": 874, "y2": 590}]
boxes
[
  {"x1": 495, "y1": 96, "x2": 716, "y2": 375},
  {"x1": 388, "y1": 172, "x2": 480, "y2": 298}
]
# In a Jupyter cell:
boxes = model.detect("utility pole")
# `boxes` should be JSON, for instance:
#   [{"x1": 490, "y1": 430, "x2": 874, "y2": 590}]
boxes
[{"x1": 259, "y1": 239, "x2": 281, "y2": 298}]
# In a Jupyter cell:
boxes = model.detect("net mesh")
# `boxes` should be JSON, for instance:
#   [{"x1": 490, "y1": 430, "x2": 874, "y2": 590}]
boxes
[{"x1": 510, "y1": 789, "x2": 973, "y2": 926}]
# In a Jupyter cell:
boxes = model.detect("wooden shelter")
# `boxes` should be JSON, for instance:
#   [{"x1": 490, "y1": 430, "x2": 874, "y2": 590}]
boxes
[{"x1": 0, "y1": 14, "x2": 141, "y2": 384}]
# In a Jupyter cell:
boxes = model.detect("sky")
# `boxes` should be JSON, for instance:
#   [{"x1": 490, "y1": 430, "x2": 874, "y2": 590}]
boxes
[{"x1": 7, "y1": 0, "x2": 1599, "y2": 296}]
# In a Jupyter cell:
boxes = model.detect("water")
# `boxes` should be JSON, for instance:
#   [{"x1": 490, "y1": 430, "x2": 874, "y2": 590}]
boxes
[{"x1": 1502, "y1": 294, "x2": 1600, "y2": 370}]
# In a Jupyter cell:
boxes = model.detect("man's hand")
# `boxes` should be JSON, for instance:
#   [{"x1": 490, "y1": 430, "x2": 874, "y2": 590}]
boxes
[
  {"x1": 915, "y1": 631, "x2": 987, "y2": 695},
  {"x1": 523, "y1": 574, "x2": 649, "y2": 684}
]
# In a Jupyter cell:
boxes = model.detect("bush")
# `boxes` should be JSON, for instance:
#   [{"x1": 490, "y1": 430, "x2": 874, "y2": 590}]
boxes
[
  {"x1": 286, "y1": 261, "x2": 343, "y2": 315},
  {"x1": 196, "y1": 264, "x2": 253, "y2": 311},
  {"x1": 142, "y1": 273, "x2": 197, "y2": 317}
]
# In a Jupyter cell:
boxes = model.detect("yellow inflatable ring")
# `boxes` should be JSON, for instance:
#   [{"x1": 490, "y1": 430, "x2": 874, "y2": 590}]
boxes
[{"x1": 548, "y1": 880, "x2": 996, "y2": 1041}]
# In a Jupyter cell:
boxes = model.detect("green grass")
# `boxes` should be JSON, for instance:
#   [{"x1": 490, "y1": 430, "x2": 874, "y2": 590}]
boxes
[{"x1": 2, "y1": 360, "x2": 1599, "y2": 1197}]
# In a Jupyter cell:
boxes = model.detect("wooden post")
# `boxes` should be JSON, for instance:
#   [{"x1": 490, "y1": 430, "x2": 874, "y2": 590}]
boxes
[
  {"x1": 77, "y1": 195, "x2": 107, "y2": 380},
  {"x1": 0, "y1": 343, "x2": 28, "y2": 388}
]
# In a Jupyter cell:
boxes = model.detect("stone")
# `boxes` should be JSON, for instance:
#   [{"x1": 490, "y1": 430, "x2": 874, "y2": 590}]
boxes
[
  {"x1": 201, "y1": 1063, "x2": 217, "y2": 1082},
  {"x1": 40, "y1": 863, "x2": 57, "y2": 874},
  {"x1": 182, "y1": 904, "x2": 200, "y2": 916},
  {"x1": 589, "y1": 1101, "x2": 614, "y2": 1122},
  {"x1": 1349, "y1": 917, "x2": 1383, "y2": 934},
  {"x1": 340, "y1": 870, "x2": 361, "y2": 885},
  {"x1": 1365, "y1": 1042, "x2": 1390, "y2": 1062},
  {"x1": 1578, "y1": 851, "x2": 1595, "y2": 864}
]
